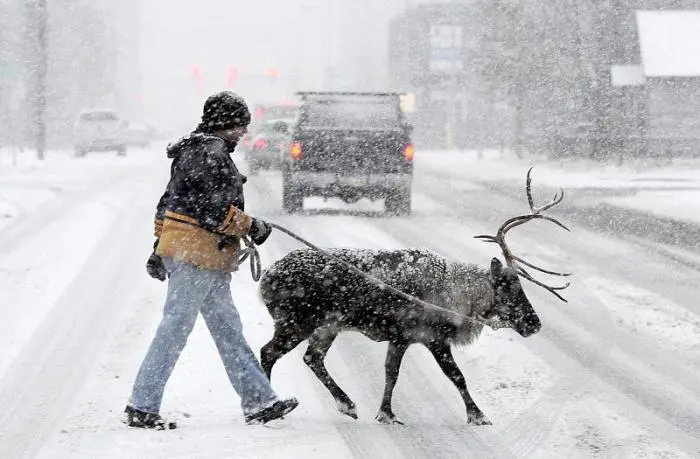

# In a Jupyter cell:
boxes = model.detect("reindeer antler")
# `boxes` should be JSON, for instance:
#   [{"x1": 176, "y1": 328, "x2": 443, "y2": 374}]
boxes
[{"x1": 475, "y1": 167, "x2": 572, "y2": 302}]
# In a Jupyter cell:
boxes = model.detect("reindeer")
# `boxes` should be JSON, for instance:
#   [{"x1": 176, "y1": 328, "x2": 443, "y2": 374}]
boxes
[{"x1": 258, "y1": 168, "x2": 570, "y2": 425}]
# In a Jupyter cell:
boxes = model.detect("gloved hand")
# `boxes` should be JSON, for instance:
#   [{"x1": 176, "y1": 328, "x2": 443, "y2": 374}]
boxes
[
  {"x1": 249, "y1": 218, "x2": 273, "y2": 245},
  {"x1": 146, "y1": 252, "x2": 167, "y2": 281}
]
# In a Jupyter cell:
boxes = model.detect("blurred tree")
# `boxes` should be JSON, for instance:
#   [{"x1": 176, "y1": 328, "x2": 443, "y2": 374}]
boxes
[
  {"x1": 477, "y1": 0, "x2": 700, "y2": 159},
  {"x1": 477, "y1": 0, "x2": 547, "y2": 157},
  {"x1": 476, "y1": 0, "x2": 620, "y2": 158},
  {"x1": 25, "y1": 0, "x2": 47, "y2": 159}
]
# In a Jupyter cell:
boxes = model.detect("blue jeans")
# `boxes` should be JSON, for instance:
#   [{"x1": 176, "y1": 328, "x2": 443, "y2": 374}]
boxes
[{"x1": 129, "y1": 257, "x2": 278, "y2": 416}]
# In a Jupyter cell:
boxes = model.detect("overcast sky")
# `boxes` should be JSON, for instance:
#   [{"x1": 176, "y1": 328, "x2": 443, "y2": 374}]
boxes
[{"x1": 136, "y1": 0, "x2": 410, "y2": 129}]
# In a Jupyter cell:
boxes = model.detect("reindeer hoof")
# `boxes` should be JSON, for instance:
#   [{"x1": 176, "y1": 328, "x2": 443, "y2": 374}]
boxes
[
  {"x1": 336, "y1": 400, "x2": 358, "y2": 419},
  {"x1": 375, "y1": 411, "x2": 404, "y2": 425},
  {"x1": 467, "y1": 412, "x2": 492, "y2": 426}
]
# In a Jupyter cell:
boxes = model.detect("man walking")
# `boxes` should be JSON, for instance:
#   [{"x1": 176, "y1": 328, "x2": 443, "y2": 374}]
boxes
[{"x1": 124, "y1": 91, "x2": 298, "y2": 430}]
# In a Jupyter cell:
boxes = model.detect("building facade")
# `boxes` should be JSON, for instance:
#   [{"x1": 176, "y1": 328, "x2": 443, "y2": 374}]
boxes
[
  {"x1": 388, "y1": 2, "x2": 487, "y2": 149},
  {"x1": 389, "y1": 0, "x2": 700, "y2": 157}
]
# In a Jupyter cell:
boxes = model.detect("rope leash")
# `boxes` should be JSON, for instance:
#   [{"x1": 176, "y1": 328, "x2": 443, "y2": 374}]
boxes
[
  {"x1": 164, "y1": 214, "x2": 490, "y2": 328},
  {"x1": 243, "y1": 222, "x2": 493, "y2": 329},
  {"x1": 164, "y1": 213, "x2": 264, "y2": 281},
  {"x1": 237, "y1": 236, "x2": 262, "y2": 281}
]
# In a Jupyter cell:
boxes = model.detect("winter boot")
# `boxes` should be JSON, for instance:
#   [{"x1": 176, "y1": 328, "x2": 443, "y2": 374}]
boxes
[
  {"x1": 244, "y1": 397, "x2": 299, "y2": 425},
  {"x1": 123, "y1": 405, "x2": 177, "y2": 430}
]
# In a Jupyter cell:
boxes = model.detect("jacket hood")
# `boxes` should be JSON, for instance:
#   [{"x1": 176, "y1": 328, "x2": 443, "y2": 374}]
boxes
[
  {"x1": 165, "y1": 132, "x2": 233, "y2": 159},
  {"x1": 164, "y1": 132, "x2": 247, "y2": 184}
]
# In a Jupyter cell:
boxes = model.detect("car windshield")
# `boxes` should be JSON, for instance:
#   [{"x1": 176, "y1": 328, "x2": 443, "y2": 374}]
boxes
[
  {"x1": 262, "y1": 105, "x2": 297, "y2": 119},
  {"x1": 80, "y1": 111, "x2": 118, "y2": 122},
  {"x1": 260, "y1": 120, "x2": 290, "y2": 134},
  {"x1": 300, "y1": 95, "x2": 401, "y2": 129}
]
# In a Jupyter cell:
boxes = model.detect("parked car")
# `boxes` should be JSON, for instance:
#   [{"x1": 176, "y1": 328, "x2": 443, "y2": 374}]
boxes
[
  {"x1": 251, "y1": 102, "x2": 299, "y2": 129},
  {"x1": 244, "y1": 118, "x2": 293, "y2": 173},
  {"x1": 282, "y1": 92, "x2": 414, "y2": 215},
  {"x1": 241, "y1": 102, "x2": 298, "y2": 156},
  {"x1": 73, "y1": 109, "x2": 126, "y2": 157},
  {"x1": 122, "y1": 121, "x2": 155, "y2": 148},
  {"x1": 238, "y1": 133, "x2": 254, "y2": 155}
]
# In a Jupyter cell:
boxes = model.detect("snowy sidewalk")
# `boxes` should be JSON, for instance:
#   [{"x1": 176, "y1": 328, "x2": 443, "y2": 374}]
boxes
[
  {"x1": 0, "y1": 146, "x2": 163, "y2": 232},
  {"x1": 416, "y1": 149, "x2": 700, "y2": 226}
]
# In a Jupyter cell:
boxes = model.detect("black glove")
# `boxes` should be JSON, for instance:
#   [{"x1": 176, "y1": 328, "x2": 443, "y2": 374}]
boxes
[
  {"x1": 249, "y1": 218, "x2": 273, "y2": 245},
  {"x1": 146, "y1": 252, "x2": 167, "y2": 281}
]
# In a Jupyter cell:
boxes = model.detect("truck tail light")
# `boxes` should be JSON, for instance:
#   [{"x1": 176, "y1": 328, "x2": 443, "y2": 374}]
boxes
[
  {"x1": 403, "y1": 144, "x2": 415, "y2": 162},
  {"x1": 290, "y1": 141, "x2": 303, "y2": 160}
]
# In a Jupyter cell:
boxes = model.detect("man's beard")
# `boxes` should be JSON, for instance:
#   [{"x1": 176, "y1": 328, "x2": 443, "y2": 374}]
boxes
[
  {"x1": 210, "y1": 133, "x2": 238, "y2": 152},
  {"x1": 223, "y1": 138, "x2": 238, "y2": 152}
]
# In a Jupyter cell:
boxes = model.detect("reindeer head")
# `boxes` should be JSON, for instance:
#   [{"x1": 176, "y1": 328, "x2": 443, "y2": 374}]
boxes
[
  {"x1": 475, "y1": 167, "x2": 572, "y2": 337},
  {"x1": 483, "y1": 257, "x2": 541, "y2": 337}
]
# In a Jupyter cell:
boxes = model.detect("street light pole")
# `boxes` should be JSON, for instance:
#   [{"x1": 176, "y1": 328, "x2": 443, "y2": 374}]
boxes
[
  {"x1": 30, "y1": 0, "x2": 48, "y2": 160},
  {"x1": 37, "y1": 0, "x2": 47, "y2": 160}
]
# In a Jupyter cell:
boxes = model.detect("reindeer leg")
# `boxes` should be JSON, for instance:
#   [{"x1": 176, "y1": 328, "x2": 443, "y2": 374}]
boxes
[
  {"x1": 303, "y1": 328, "x2": 357, "y2": 419},
  {"x1": 375, "y1": 340, "x2": 409, "y2": 425},
  {"x1": 261, "y1": 327, "x2": 310, "y2": 380},
  {"x1": 427, "y1": 341, "x2": 492, "y2": 426}
]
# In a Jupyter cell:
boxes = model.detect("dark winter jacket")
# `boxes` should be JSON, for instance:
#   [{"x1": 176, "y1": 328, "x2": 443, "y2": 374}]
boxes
[{"x1": 154, "y1": 132, "x2": 253, "y2": 271}]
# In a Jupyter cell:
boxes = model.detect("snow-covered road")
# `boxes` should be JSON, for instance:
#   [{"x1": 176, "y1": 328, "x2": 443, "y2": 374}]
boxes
[{"x1": 1, "y1": 148, "x2": 699, "y2": 458}]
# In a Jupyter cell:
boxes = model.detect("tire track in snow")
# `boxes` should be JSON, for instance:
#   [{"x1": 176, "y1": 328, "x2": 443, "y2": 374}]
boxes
[
  {"x1": 0, "y1": 176, "x2": 154, "y2": 458},
  {"x1": 0, "y1": 166, "x2": 137, "y2": 255}
]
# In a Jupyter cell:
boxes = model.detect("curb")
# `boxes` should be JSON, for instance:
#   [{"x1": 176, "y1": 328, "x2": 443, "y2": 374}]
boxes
[
  {"x1": 480, "y1": 180, "x2": 700, "y2": 256},
  {"x1": 559, "y1": 202, "x2": 700, "y2": 254}
]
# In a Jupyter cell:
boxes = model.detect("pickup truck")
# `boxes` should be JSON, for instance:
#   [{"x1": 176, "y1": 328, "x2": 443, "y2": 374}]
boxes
[{"x1": 281, "y1": 92, "x2": 414, "y2": 215}]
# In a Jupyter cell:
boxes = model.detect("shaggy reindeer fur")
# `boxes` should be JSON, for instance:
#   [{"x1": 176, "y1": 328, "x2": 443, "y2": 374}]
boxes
[{"x1": 258, "y1": 248, "x2": 541, "y2": 425}]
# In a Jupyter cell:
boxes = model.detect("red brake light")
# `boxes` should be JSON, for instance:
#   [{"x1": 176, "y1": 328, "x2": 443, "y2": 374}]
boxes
[
  {"x1": 290, "y1": 142, "x2": 303, "y2": 160},
  {"x1": 403, "y1": 144, "x2": 415, "y2": 162},
  {"x1": 254, "y1": 138, "x2": 268, "y2": 149}
]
